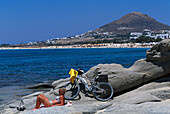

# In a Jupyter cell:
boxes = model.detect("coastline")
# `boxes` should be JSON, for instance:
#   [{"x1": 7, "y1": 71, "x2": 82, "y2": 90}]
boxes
[{"x1": 0, "y1": 43, "x2": 155, "y2": 50}]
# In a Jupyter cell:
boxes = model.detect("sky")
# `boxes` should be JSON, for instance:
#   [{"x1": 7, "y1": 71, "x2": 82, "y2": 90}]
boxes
[{"x1": 0, "y1": 0, "x2": 170, "y2": 44}]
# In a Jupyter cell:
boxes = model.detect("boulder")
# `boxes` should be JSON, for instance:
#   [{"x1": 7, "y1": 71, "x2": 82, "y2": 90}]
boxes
[
  {"x1": 85, "y1": 39, "x2": 170, "y2": 93},
  {"x1": 99, "y1": 75, "x2": 170, "y2": 113},
  {"x1": 86, "y1": 63, "x2": 144, "y2": 93},
  {"x1": 146, "y1": 39, "x2": 170, "y2": 63}
]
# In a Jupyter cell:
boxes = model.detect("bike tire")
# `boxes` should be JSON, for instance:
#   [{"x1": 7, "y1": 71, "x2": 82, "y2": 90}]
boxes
[
  {"x1": 93, "y1": 82, "x2": 114, "y2": 101},
  {"x1": 64, "y1": 81, "x2": 80, "y2": 100}
]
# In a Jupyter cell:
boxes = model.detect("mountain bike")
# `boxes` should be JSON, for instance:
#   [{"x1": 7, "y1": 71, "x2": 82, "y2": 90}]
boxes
[{"x1": 64, "y1": 69, "x2": 114, "y2": 101}]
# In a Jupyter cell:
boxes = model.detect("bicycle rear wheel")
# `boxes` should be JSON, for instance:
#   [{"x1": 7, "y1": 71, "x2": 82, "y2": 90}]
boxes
[
  {"x1": 93, "y1": 82, "x2": 114, "y2": 101},
  {"x1": 64, "y1": 81, "x2": 80, "y2": 100}
]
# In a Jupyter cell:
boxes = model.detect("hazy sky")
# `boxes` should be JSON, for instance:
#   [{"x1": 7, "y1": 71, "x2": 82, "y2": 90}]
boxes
[{"x1": 0, "y1": 0, "x2": 170, "y2": 44}]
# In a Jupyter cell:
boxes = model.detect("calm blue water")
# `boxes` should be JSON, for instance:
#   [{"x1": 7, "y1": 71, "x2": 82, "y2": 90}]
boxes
[
  {"x1": 0, "y1": 48, "x2": 149, "y2": 88},
  {"x1": 0, "y1": 48, "x2": 149, "y2": 105}
]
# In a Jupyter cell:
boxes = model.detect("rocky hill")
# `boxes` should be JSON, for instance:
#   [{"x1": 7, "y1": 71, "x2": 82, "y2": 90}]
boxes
[{"x1": 96, "y1": 12, "x2": 170, "y2": 34}]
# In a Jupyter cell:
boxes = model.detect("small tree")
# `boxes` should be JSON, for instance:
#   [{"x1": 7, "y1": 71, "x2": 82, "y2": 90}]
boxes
[
  {"x1": 0, "y1": 44, "x2": 10, "y2": 47},
  {"x1": 131, "y1": 36, "x2": 162, "y2": 43}
]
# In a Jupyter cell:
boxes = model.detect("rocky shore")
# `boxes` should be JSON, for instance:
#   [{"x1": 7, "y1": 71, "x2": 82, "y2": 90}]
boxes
[{"x1": 1, "y1": 39, "x2": 170, "y2": 114}]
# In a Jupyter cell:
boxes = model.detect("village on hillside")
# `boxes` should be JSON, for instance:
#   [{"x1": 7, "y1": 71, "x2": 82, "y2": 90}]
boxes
[
  {"x1": 24, "y1": 29, "x2": 170, "y2": 48},
  {"x1": 0, "y1": 28, "x2": 169, "y2": 49},
  {"x1": 41, "y1": 29, "x2": 170, "y2": 45}
]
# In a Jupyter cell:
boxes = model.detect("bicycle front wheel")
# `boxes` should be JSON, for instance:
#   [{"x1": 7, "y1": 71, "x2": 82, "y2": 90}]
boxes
[
  {"x1": 93, "y1": 82, "x2": 114, "y2": 101},
  {"x1": 64, "y1": 81, "x2": 80, "y2": 100}
]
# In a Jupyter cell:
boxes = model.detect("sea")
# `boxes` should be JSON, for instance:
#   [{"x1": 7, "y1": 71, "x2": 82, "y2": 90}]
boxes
[{"x1": 0, "y1": 48, "x2": 149, "y2": 105}]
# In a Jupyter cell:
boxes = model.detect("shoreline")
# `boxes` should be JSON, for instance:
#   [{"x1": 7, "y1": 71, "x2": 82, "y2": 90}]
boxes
[
  {"x1": 0, "y1": 47, "x2": 151, "y2": 50},
  {"x1": 0, "y1": 43, "x2": 155, "y2": 50}
]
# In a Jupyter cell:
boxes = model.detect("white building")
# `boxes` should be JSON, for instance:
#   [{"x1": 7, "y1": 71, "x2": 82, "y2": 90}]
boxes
[
  {"x1": 28, "y1": 41, "x2": 38, "y2": 45},
  {"x1": 75, "y1": 35, "x2": 80, "y2": 38},
  {"x1": 28, "y1": 42, "x2": 33, "y2": 45},
  {"x1": 143, "y1": 29, "x2": 156, "y2": 38},
  {"x1": 103, "y1": 32, "x2": 109, "y2": 35},
  {"x1": 155, "y1": 34, "x2": 169, "y2": 39},
  {"x1": 130, "y1": 32, "x2": 143, "y2": 39},
  {"x1": 46, "y1": 40, "x2": 51, "y2": 44}
]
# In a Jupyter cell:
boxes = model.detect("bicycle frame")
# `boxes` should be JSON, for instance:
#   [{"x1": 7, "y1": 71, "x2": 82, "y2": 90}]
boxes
[{"x1": 76, "y1": 75, "x2": 97, "y2": 92}]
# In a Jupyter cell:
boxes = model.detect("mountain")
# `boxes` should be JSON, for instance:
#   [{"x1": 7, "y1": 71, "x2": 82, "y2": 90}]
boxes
[{"x1": 96, "y1": 12, "x2": 170, "y2": 34}]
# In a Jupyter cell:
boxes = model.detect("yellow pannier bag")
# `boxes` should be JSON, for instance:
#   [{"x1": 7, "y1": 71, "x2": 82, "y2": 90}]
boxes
[{"x1": 69, "y1": 68, "x2": 78, "y2": 83}]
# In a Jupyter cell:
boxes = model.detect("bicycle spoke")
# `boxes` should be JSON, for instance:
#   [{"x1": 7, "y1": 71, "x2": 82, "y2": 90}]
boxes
[
  {"x1": 64, "y1": 82, "x2": 80, "y2": 100},
  {"x1": 93, "y1": 82, "x2": 113, "y2": 101}
]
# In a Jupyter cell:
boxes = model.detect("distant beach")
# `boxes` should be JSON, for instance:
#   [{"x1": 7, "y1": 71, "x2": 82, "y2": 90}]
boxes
[{"x1": 0, "y1": 43, "x2": 155, "y2": 50}]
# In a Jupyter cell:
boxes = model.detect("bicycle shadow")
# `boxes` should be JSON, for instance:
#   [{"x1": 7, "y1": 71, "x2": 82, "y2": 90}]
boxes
[{"x1": 80, "y1": 83, "x2": 95, "y2": 98}]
